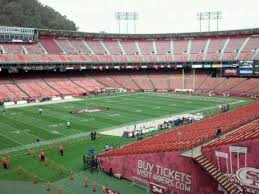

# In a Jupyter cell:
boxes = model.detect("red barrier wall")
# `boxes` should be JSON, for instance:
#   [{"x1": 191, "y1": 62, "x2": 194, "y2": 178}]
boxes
[
  {"x1": 100, "y1": 151, "x2": 223, "y2": 194},
  {"x1": 202, "y1": 138, "x2": 259, "y2": 193}
]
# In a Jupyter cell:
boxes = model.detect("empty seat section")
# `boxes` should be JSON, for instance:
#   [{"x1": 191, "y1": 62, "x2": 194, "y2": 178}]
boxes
[
  {"x1": 15, "y1": 78, "x2": 60, "y2": 97},
  {"x1": 70, "y1": 39, "x2": 90, "y2": 55},
  {"x1": 155, "y1": 40, "x2": 171, "y2": 55},
  {"x1": 229, "y1": 78, "x2": 259, "y2": 94},
  {"x1": 130, "y1": 73, "x2": 154, "y2": 90},
  {"x1": 109, "y1": 74, "x2": 140, "y2": 90},
  {"x1": 205, "y1": 38, "x2": 227, "y2": 61},
  {"x1": 103, "y1": 41, "x2": 122, "y2": 55},
  {"x1": 120, "y1": 40, "x2": 137, "y2": 55},
  {"x1": 149, "y1": 73, "x2": 169, "y2": 90},
  {"x1": 238, "y1": 36, "x2": 259, "y2": 60},
  {"x1": 45, "y1": 78, "x2": 86, "y2": 95},
  {"x1": 24, "y1": 43, "x2": 45, "y2": 54},
  {"x1": 198, "y1": 77, "x2": 226, "y2": 91},
  {"x1": 213, "y1": 78, "x2": 246, "y2": 92},
  {"x1": 56, "y1": 39, "x2": 78, "y2": 54},
  {"x1": 69, "y1": 76, "x2": 104, "y2": 92},
  {"x1": 168, "y1": 72, "x2": 183, "y2": 90},
  {"x1": 91, "y1": 74, "x2": 122, "y2": 88},
  {"x1": 137, "y1": 40, "x2": 154, "y2": 55},
  {"x1": 189, "y1": 39, "x2": 207, "y2": 61},
  {"x1": 193, "y1": 73, "x2": 209, "y2": 89},
  {"x1": 85, "y1": 40, "x2": 105, "y2": 55},
  {"x1": 206, "y1": 120, "x2": 259, "y2": 147},
  {"x1": 221, "y1": 37, "x2": 246, "y2": 60},
  {"x1": 0, "y1": 83, "x2": 27, "y2": 100},
  {"x1": 173, "y1": 40, "x2": 189, "y2": 61},
  {"x1": 40, "y1": 37, "x2": 61, "y2": 54},
  {"x1": 2, "y1": 43, "x2": 24, "y2": 54}
]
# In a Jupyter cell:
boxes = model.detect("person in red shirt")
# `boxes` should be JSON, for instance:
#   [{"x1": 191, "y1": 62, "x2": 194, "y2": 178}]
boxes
[
  {"x1": 40, "y1": 150, "x2": 45, "y2": 161},
  {"x1": 59, "y1": 145, "x2": 64, "y2": 156},
  {"x1": 2, "y1": 158, "x2": 8, "y2": 169}
]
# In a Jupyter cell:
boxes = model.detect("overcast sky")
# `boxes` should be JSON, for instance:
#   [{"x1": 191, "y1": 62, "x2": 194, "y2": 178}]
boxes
[{"x1": 39, "y1": 0, "x2": 259, "y2": 34}]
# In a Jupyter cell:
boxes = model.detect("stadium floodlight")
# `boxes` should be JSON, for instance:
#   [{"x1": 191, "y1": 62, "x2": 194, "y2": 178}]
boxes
[
  {"x1": 197, "y1": 11, "x2": 223, "y2": 32},
  {"x1": 115, "y1": 12, "x2": 139, "y2": 34}
]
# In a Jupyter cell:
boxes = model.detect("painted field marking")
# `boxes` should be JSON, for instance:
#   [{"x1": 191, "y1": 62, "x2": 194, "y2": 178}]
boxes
[{"x1": 0, "y1": 133, "x2": 24, "y2": 146}]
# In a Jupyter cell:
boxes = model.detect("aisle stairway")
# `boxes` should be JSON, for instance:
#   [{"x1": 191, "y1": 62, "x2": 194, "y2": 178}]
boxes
[{"x1": 194, "y1": 155, "x2": 243, "y2": 194}]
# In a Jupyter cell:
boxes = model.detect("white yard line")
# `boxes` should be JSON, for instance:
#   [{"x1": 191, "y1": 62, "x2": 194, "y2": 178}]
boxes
[
  {"x1": 4, "y1": 98, "x2": 83, "y2": 109},
  {"x1": 0, "y1": 134, "x2": 24, "y2": 146}
]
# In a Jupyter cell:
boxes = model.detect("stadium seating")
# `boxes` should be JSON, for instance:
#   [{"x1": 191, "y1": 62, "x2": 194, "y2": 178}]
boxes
[
  {"x1": 69, "y1": 39, "x2": 90, "y2": 55},
  {"x1": 137, "y1": 40, "x2": 154, "y2": 55},
  {"x1": 1, "y1": 43, "x2": 24, "y2": 54},
  {"x1": 91, "y1": 73, "x2": 122, "y2": 88},
  {"x1": 206, "y1": 120, "x2": 259, "y2": 147},
  {"x1": 228, "y1": 78, "x2": 259, "y2": 94},
  {"x1": 24, "y1": 43, "x2": 45, "y2": 54},
  {"x1": 168, "y1": 71, "x2": 183, "y2": 90},
  {"x1": 0, "y1": 83, "x2": 27, "y2": 100},
  {"x1": 85, "y1": 40, "x2": 106, "y2": 55},
  {"x1": 130, "y1": 73, "x2": 154, "y2": 90},
  {"x1": 40, "y1": 37, "x2": 62, "y2": 54},
  {"x1": 120, "y1": 40, "x2": 138, "y2": 55},
  {"x1": 149, "y1": 73, "x2": 169, "y2": 90},
  {"x1": 103, "y1": 41, "x2": 122, "y2": 55},
  {"x1": 100, "y1": 102, "x2": 259, "y2": 157},
  {"x1": 44, "y1": 77, "x2": 87, "y2": 96},
  {"x1": 189, "y1": 39, "x2": 208, "y2": 61},
  {"x1": 109, "y1": 73, "x2": 140, "y2": 91},
  {"x1": 155, "y1": 40, "x2": 171, "y2": 55},
  {"x1": 213, "y1": 78, "x2": 247, "y2": 92},
  {"x1": 0, "y1": 34, "x2": 258, "y2": 63},
  {"x1": 55, "y1": 39, "x2": 78, "y2": 55},
  {"x1": 69, "y1": 75, "x2": 104, "y2": 92},
  {"x1": 198, "y1": 77, "x2": 226, "y2": 92}
]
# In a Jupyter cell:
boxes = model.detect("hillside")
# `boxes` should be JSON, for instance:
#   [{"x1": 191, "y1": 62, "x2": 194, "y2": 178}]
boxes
[{"x1": 0, "y1": 0, "x2": 77, "y2": 30}]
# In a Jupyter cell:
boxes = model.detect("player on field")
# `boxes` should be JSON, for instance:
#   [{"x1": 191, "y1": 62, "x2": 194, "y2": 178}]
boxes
[
  {"x1": 66, "y1": 121, "x2": 71, "y2": 128},
  {"x1": 59, "y1": 145, "x2": 64, "y2": 156},
  {"x1": 39, "y1": 150, "x2": 45, "y2": 161},
  {"x1": 38, "y1": 108, "x2": 43, "y2": 115}
]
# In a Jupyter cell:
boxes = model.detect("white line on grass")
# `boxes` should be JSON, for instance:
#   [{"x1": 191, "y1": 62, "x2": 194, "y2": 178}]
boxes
[{"x1": 0, "y1": 134, "x2": 24, "y2": 146}]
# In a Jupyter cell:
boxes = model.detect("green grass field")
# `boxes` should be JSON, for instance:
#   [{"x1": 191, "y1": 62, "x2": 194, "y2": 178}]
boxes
[{"x1": 0, "y1": 92, "x2": 252, "y2": 194}]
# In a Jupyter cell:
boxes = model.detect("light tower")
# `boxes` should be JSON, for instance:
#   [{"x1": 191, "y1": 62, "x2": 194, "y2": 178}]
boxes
[
  {"x1": 197, "y1": 11, "x2": 223, "y2": 32},
  {"x1": 115, "y1": 12, "x2": 139, "y2": 34}
]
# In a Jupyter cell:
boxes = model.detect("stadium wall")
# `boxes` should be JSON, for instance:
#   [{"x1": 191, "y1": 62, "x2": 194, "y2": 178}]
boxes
[
  {"x1": 202, "y1": 138, "x2": 259, "y2": 193},
  {"x1": 99, "y1": 151, "x2": 222, "y2": 194}
]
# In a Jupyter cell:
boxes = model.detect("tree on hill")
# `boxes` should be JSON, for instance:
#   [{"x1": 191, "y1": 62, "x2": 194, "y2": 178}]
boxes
[{"x1": 0, "y1": 0, "x2": 78, "y2": 31}]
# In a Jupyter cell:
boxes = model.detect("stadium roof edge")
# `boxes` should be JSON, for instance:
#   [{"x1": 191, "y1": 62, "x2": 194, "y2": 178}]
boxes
[{"x1": 38, "y1": 27, "x2": 259, "y2": 39}]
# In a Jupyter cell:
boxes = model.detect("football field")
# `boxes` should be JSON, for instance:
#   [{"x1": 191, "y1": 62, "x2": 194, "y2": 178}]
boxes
[
  {"x1": 0, "y1": 92, "x2": 252, "y2": 194},
  {"x1": 0, "y1": 92, "x2": 250, "y2": 151}
]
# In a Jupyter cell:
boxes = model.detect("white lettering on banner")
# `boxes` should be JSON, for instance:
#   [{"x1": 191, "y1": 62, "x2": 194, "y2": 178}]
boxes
[{"x1": 137, "y1": 160, "x2": 192, "y2": 192}]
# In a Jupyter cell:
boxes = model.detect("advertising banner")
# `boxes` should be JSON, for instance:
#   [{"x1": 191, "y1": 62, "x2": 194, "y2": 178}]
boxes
[
  {"x1": 100, "y1": 151, "x2": 222, "y2": 194},
  {"x1": 239, "y1": 60, "x2": 254, "y2": 68},
  {"x1": 202, "y1": 138, "x2": 259, "y2": 193},
  {"x1": 192, "y1": 64, "x2": 203, "y2": 68},
  {"x1": 223, "y1": 64, "x2": 233, "y2": 68},
  {"x1": 224, "y1": 68, "x2": 237, "y2": 76},
  {"x1": 255, "y1": 64, "x2": 259, "y2": 77},
  {"x1": 212, "y1": 64, "x2": 223, "y2": 68},
  {"x1": 239, "y1": 68, "x2": 254, "y2": 76},
  {"x1": 203, "y1": 64, "x2": 211, "y2": 68}
]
